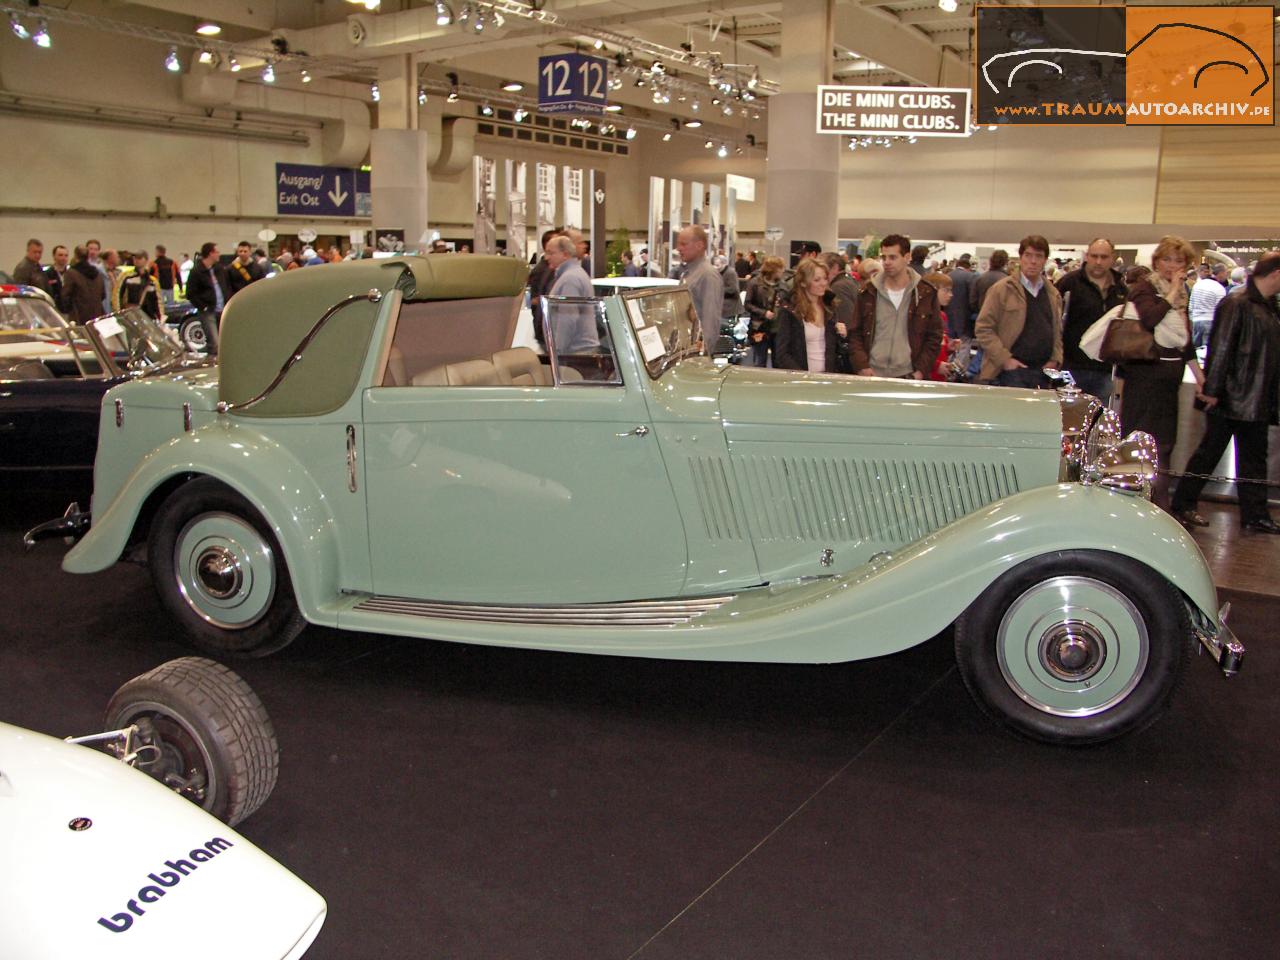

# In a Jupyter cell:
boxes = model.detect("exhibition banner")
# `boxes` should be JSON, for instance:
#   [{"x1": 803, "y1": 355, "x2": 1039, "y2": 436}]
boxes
[
  {"x1": 535, "y1": 163, "x2": 556, "y2": 246},
  {"x1": 506, "y1": 159, "x2": 528, "y2": 264},
  {"x1": 563, "y1": 167, "x2": 583, "y2": 231},
  {"x1": 647, "y1": 176, "x2": 666, "y2": 279},
  {"x1": 975, "y1": 5, "x2": 1274, "y2": 126},
  {"x1": 473, "y1": 156, "x2": 496, "y2": 255},
  {"x1": 816, "y1": 86, "x2": 970, "y2": 137},
  {"x1": 588, "y1": 170, "x2": 607, "y2": 278}
]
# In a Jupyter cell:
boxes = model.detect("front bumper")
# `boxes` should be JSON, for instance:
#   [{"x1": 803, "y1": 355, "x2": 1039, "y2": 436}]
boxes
[
  {"x1": 22, "y1": 501, "x2": 91, "y2": 551},
  {"x1": 1195, "y1": 602, "x2": 1245, "y2": 676}
]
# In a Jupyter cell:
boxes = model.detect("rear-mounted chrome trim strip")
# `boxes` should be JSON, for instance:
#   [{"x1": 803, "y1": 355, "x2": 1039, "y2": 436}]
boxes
[{"x1": 352, "y1": 594, "x2": 732, "y2": 627}]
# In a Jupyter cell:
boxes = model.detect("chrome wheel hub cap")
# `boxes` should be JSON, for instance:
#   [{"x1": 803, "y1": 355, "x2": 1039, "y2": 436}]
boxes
[
  {"x1": 997, "y1": 576, "x2": 1149, "y2": 717},
  {"x1": 173, "y1": 512, "x2": 276, "y2": 629}
]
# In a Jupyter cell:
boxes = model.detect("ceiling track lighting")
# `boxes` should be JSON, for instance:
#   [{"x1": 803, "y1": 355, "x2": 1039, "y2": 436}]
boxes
[
  {"x1": 685, "y1": 119, "x2": 702, "y2": 128},
  {"x1": 418, "y1": 86, "x2": 428, "y2": 104},
  {"x1": 164, "y1": 47, "x2": 181, "y2": 73},
  {"x1": 195, "y1": 21, "x2": 222, "y2": 37},
  {"x1": 371, "y1": 82, "x2": 380, "y2": 102},
  {"x1": 302, "y1": 69, "x2": 312, "y2": 83},
  {"x1": 480, "y1": 101, "x2": 494, "y2": 116},
  {"x1": 513, "y1": 107, "x2": 528, "y2": 122},
  {"x1": 31, "y1": 18, "x2": 50, "y2": 48},
  {"x1": 434, "y1": 1, "x2": 454, "y2": 26},
  {"x1": 625, "y1": 126, "x2": 637, "y2": 140},
  {"x1": 937, "y1": 0, "x2": 959, "y2": 12},
  {"x1": 262, "y1": 61, "x2": 276, "y2": 83},
  {"x1": 197, "y1": 48, "x2": 214, "y2": 65},
  {"x1": 9, "y1": 12, "x2": 29, "y2": 40},
  {"x1": 716, "y1": 144, "x2": 728, "y2": 158},
  {"x1": 228, "y1": 57, "x2": 240, "y2": 72},
  {"x1": 501, "y1": 80, "x2": 523, "y2": 92}
]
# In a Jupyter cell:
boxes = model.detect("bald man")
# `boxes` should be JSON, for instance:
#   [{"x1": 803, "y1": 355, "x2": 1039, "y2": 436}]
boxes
[{"x1": 675, "y1": 225, "x2": 724, "y2": 351}]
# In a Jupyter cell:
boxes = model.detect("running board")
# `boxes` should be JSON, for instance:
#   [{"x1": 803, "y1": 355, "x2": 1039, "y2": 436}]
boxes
[{"x1": 350, "y1": 594, "x2": 733, "y2": 627}]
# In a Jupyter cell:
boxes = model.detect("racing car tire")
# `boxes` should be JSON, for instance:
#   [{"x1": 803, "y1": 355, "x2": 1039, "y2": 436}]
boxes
[
  {"x1": 149, "y1": 477, "x2": 307, "y2": 658},
  {"x1": 104, "y1": 657, "x2": 280, "y2": 826},
  {"x1": 954, "y1": 550, "x2": 1191, "y2": 746}
]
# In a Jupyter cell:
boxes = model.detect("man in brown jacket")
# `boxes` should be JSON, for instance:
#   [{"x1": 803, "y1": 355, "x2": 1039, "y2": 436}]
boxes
[
  {"x1": 974, "y1": 234, "x2": 1063, "y2": 387},
  {"x1": 849, "y1": 234, "x2": 943, "y2": 379}
]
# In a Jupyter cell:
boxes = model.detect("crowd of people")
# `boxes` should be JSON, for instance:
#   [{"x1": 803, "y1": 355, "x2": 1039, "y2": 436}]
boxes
[{"x1": 10, "y1": 237, "x2": 358, "y2": 326}]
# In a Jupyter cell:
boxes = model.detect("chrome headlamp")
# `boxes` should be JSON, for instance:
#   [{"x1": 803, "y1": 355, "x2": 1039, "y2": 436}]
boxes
[{"x1": 1057, "y1": 384, "x2": 1155, "y2": 499}]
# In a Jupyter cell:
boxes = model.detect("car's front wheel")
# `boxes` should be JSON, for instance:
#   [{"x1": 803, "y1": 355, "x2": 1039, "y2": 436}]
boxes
[
  {"x1": 954, "y1": 550, "x2": 1191, "y2": 745},
  {"x1": 149, "y1": 478, "x2": 306, "y2": 657}
]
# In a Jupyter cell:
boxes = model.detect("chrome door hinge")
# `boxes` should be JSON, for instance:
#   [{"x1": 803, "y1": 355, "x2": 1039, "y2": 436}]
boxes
[{"x1": 346, "y1": 424, "x2": 358, "y2": 492}]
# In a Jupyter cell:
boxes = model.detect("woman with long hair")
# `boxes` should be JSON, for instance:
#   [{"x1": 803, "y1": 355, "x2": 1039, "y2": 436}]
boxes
[
  {"x1": 772, "y1": 258, "x2": 847, "y2": 372},
  {"x1": 743, "y1": 255, "x2": 785, "y2": 367},
  {"x1": 1117, "y1": 235, "x2": 1204, "y2": 509}
]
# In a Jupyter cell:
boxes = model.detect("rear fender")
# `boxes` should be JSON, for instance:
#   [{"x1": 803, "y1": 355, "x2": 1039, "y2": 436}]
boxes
[{"x1": 63, "y1": 423, "x2": 340, "y2": 626}]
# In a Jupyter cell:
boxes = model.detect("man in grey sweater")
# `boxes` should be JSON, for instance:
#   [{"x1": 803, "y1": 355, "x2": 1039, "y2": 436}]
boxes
[{"x1": 675, "y1": 225, "x2": 724, "y2": 352}]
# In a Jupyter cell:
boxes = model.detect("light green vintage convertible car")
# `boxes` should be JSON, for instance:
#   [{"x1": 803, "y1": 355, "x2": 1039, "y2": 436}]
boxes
[{"x1": 31, "y1": 255, "x2": 1242, "y2": 744}]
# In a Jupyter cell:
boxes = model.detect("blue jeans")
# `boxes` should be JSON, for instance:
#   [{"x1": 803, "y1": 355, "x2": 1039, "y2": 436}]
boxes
[
  {"x1": 993, "y1": 366, "x2": 1052, "y2": 389},
  {"x1": 1065, "y1": 367, "x2": 1113, "y2": 405}
]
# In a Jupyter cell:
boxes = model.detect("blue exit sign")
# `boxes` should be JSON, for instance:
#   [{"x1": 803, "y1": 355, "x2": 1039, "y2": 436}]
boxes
[{"x1": 538, "y1": 53, "x2": 608, "y2": 115}]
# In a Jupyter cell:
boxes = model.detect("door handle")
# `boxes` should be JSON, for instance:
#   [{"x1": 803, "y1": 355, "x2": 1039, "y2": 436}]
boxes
[
  {"x1": 616, "y1": 425, "x2": 650, "y2": 438},
  {"x1": 346, "y1": 424, "x2": 358, "y2": 492}
]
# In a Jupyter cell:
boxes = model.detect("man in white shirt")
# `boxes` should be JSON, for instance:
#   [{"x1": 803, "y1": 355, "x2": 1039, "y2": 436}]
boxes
[{"x1": 1189, "y1": 263, "x2": 1228, "y2": 347}]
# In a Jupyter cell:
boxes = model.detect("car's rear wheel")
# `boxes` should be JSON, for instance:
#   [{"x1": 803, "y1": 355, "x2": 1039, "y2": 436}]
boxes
[
  {"x1": 149, "y1": 478, "x2": 306, "y2": 657},
  {"x1": 178, "y1": 316, "x2": 207, "y2": 352},
  {"x1": 954, "y1": 550, "x2": 1191, "y2": 745},
  {"x1": 104, "y1": 657, "x2": 279, "y2": 826}
]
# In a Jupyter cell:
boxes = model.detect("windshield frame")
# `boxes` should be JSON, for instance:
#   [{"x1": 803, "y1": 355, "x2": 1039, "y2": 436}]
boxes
[
  {"x1": 82, "y1": 307, "x2": 186, "y2": 378},
  {"x1": 621, "y1": 286, "x2": 703, "y2": 379}
]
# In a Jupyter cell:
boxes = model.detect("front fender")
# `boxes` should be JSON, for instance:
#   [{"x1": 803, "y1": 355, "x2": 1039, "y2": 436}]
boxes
[
  {"x1": 686, "y1": 484, "x2": 1216, "y2": 662},
  {"x1": 63, "y1": 421, "x2": 341, "y2": 626}
]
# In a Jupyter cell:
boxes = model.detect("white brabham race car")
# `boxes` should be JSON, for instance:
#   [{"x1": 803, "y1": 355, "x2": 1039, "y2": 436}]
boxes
[{"x1": 0, "y1": 658, "x2": 325, "y2": 959}]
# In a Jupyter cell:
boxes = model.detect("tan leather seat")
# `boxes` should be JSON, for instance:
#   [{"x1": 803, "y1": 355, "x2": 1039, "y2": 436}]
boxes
[
  {"x1": 492, "y1": 347, "x2": 552, "y2": 386},
  {"x1": 385, "y1": 345, "x2": 408, "y2": 386},
  {"x1": 411, "y1": 365, "x2": 449, "y2": 386},
  {"x1": 444, "y1": 359, "x2": 513, "y2": 386}
]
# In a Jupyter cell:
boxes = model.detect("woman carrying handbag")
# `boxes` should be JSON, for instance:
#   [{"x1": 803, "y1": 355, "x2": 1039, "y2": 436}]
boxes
[{"x1": 1116, "y1": 235, "x2": 1205, "y2": 510}]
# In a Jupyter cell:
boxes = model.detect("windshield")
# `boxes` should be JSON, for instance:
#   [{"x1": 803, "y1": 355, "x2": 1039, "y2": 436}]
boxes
[
  {"x1": 622, "y1": 287, "x2": 702, "y2": 378},
  {"x1": 86, "y1": 307, "x2": 185, "y2": 374},
  {"x1": 0, "y1": 293, "x2": 66, "y2": 338}
]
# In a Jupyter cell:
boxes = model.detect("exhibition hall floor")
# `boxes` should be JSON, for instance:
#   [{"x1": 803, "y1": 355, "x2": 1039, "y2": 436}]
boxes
[{"x1": 3, "y1": 489, "x2": 1275, "y2": 960}]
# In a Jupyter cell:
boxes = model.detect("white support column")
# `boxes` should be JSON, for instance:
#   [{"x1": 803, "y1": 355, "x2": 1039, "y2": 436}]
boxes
[
  {"x1": 371, "y1": 55, "x2": 430, "y2": 247},
  {"x1": 766, "y1": 0, "x2": 840, "y2": 255}
]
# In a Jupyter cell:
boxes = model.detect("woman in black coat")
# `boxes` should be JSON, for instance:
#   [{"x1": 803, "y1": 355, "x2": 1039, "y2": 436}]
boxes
[{"x1": 772, "y1": 257, "x2": 847, "y2": 372}]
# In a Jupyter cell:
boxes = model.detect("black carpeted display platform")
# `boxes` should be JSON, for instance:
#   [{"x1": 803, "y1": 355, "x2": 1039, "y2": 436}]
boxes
[{"x1": 3, "y1": 488, "x2": 1276, "y2": 959}]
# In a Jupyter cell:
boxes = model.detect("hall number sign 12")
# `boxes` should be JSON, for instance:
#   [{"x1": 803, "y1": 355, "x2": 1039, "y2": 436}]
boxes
[{"x1": 538, "y1": 53, "x2": 608, "y2": 116}]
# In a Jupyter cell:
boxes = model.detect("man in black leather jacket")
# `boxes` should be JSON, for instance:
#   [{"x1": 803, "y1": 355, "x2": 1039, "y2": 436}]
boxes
[{"x1": 1172, "y1": 250, "x2": 1280, "y2": 533}]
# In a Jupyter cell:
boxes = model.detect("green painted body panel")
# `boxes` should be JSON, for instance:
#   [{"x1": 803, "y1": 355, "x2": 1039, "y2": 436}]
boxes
[
  {"x1": 218, "y1": 255, "x2": 527, "y2": 417},
  {"x1": 333, "y1": 484, "x2": 1217, "y2": 661},
  {"x1": 64, "y1": 277, "x2": 1222, "y2": 665}
]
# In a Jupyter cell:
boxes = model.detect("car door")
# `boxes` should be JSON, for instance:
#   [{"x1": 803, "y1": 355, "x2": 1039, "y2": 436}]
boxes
[{"x1": 361, "y1": 298, "x2": 689, "y2": 605}]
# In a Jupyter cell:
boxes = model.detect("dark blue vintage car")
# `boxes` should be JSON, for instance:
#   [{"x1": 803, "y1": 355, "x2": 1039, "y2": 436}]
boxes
[{"x1": 0, "y1": 285, "x2": 200, "y2": 487}]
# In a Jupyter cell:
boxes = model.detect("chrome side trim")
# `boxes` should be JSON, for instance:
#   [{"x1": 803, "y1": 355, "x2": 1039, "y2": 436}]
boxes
[
  {"x1": 351, "y1": 594, "x2": 733, "y2": 627},
  {"x1": 216, "y1": 288, "x2": 382, "y2": 414},
  {"x1": 1194, "y1": 601, "x2": 1245, "y2": 676}
]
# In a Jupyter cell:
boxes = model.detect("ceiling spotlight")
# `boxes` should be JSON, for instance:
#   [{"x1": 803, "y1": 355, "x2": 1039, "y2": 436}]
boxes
[
  {"x1": 491, "y1": 10, "x2": 504, "y2": 27},
  {"x1": 262, "y1": 62, "x2": 276, "y2": 83},
  {"x1": 416, "y1": 86, "x2": 427, "y2": 105},
  {"x1": 300, "y1": 70, "x2": 312, "y2": 83},
  {"x1": 690, "y1": 99, "x2": 700, "y2": 112},
  {"x1": 480, "y1": 101, "x2": 494, "y2": 116},
  {"x1": 435, "y1": 1, "x2": 453, "y2": 26},
  {"x1": 229, "y1": 57, "x2": 240, "y2": 72},
  {"x1": 650, "y1": 61, "x2": 664, "y2": 74},
  {"x1": 747, "y1": 68, "x2": 759, "y2": 89},
  {"x1": 447, "y1": 89, "x2": 459, "y2": 103},
  {"x1": 195, "y1": 21, "x2": 222, "y2": 37},
  {"x1": 685, "y1": 119, "x2": 702, "y2": 128},
  {"x1": 165, "y1": 47, "x2": 181, "y2": 73},
  {"x1": 988, "y1": 124, "x2": 998, "y2": 131},
  {"x1": 514, "y1": 108, "x2": 528, "y2": 122},
  {"x1": 457, "y1": 3, "x2": 471, "y2": 23},
  {"x1": 662, "y1": 132, "x2": 672, "y2": 141},
  {"x1": 722, "y1": 103, "x2": 733, "y2": 116},
  {"x1": 938, "y1": 0, "x2": 959, "y2": 11},
  {"x1": 625, "y1": 126, "x2": 637, "y2": 140},
  {"x1": 594, "y1": 38, "x2": 604, "y2": 50},
  {"x1": 31, "y1": 19, "x2": 50, "y2": 48},
  {"x1": 9, "y1": 13, "x2": 30, "y2": 40},
  {"x1": 197, "y1": 48, "x2": 214, "y2": 65},
  {"x1": 604, "y1": 103, "x2": 622, "y2": 112},
  {"x1": 371, "y1": 82, "x2": 380, "y2": 102},
  {"x1": 704, "y1": 139, "x2": 713, "y2": 149},
  {"x1": 502, "y1": 80, "x2": 524, "y2": 92},
  {"x1": 471, "y1": 10, "x2": 486, "y2": 32},
  {"x1": 447, "y1": 71, "x2": 460, "y2": 102},
  {"x1": 717, "y1": 143, "x2": 728, "y2": 158}
]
